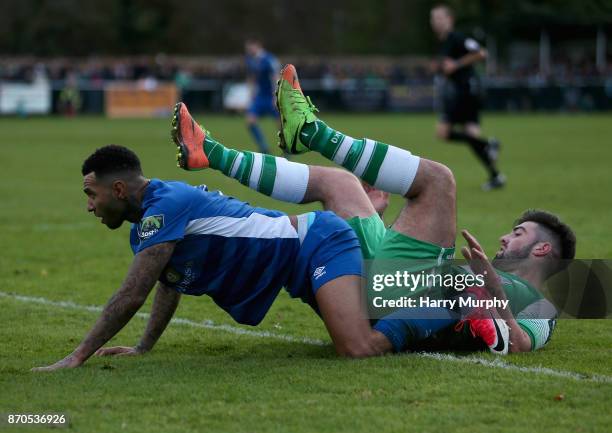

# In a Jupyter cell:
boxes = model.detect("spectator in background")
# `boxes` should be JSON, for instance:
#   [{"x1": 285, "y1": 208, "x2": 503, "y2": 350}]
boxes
[
  {"x1": 174, "y1": 67, "x2": 192, "y2": 92},
  {"x1": 58, "y1": 72, "x2": 81, "y2": 117}
]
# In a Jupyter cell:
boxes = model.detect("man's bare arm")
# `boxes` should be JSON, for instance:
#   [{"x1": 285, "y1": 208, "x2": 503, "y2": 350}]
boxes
[
  {"x1": 137, "y1": 283, "x2": 181, "y2": 351},
  {"x1": 95, "y1": 282, "x2": 181, "y2": 357},
  {"x1": 461, "y1": 230, "x2": 533, "y2": 352},
  {"x1": 32, "y1": 242, "x2": 175, "y2": 371}
]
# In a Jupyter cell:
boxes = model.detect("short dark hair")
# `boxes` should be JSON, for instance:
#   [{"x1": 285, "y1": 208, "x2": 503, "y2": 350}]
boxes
[
  {"x1": 432, "y1": 4, "x2": 454, "y2": 18},
  {"x1": 516, "y1": 209, "x2": 576, "y2": 262},
  {"x1": 81, "y1": 145, "x2": 142, "y2": 178}
]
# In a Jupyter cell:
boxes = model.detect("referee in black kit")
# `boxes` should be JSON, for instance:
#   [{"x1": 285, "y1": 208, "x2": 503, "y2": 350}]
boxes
[{"x1": 430, "y1": 4, "x2": 505, "y2": 191}]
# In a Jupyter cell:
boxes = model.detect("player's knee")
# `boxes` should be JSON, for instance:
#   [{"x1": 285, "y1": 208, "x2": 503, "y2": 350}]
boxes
[
  {"x1": 330, "y1": 166, "x2": 359, "y2": 183},
  {"x1": 315, "y1": 167, "x2": 361, "y2": 198},
  {"x1": 437, "y1": 164, "x2": 456, "y2": 203},
  {"x1": 419, "y1": 160, "x2": 457, "y2": 206},
  {"x1": 420, "y1": 160, "x2": 456, "y2": 199},
  {"x1": 306, "y1": 166, "x2": 374, "y2": 218},
  {"x1": 336, "y1": 169, "x2": 363, "y2": 191},
  {"x1": 435, "y1": 162, "x2": 456, "y2": 192}
]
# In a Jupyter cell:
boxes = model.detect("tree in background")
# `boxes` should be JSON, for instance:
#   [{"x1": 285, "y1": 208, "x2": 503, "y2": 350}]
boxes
[{"x1": 0, "y1": 0, "x2": 609, "y2": 56}]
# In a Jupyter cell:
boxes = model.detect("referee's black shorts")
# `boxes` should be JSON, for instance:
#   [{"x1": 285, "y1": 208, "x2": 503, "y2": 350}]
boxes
[{"x1": 439, "y1": 82, "x2": 481, "y2": 125}]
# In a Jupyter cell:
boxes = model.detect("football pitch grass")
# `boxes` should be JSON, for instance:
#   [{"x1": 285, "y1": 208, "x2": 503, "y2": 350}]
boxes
[{"x1": 1, "y1": 113, "x2": 611, "y2": 432}]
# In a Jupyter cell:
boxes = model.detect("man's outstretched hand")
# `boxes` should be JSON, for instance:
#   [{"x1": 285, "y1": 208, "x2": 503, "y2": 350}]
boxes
[
  {"x1": 94, "y1": 346, "x2": 146, "y2": 357},
  {"x1": 31, "y1": 346, "x2": 145, "y2": 372},
  {"x1": 460, "y1": 229, "x2": 502, "y2": 294},
  {"x1": 31, "y1": 242, "x2": 175, "y2": 372},
  {"x1": 31, "y1": 354, "x2": 83, "y2": 372},
  {"x1": 460, "y1": 229, "x2": 533, "y2": 352}
]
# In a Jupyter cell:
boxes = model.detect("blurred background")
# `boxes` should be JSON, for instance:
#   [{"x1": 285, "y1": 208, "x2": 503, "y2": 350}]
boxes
[{"x1": 1, "y1": 0, "x2": 610, "y2": 117}]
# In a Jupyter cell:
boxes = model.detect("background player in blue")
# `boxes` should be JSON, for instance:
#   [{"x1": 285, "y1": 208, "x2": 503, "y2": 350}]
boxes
[
  {"x1": 431, "y1": 4, "x2": 505, "y2": 191},
  {"x1": 245, "y1": 37, "x2": 279, "y2": 153}
]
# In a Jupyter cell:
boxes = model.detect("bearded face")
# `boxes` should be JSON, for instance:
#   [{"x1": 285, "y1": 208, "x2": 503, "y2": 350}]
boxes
[
  {"x1": 492, "y1": 222, "x2": 541, "y2": 271},
  {"x1": 492, "y1": 241, "x2": 538, "y2": 271}
]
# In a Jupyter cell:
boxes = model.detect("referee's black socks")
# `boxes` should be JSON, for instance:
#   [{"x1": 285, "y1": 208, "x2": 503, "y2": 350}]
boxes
[{"x1": 448, "y1": 131, "x2": 499, "y2": 179}]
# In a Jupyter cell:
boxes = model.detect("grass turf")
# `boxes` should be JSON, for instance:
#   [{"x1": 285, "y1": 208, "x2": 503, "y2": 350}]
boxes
[{"x1": 1, "y1": 113, "x2": 611, "y2": 432}]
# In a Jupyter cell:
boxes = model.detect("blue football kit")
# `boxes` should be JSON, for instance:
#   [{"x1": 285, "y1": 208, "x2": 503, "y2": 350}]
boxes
[
  {"x1": 245, "y1": 51, "x2": 279, "y2": 117},
  {"x1": 129, "y1": 179, "x2": 362, "y2": 325}
]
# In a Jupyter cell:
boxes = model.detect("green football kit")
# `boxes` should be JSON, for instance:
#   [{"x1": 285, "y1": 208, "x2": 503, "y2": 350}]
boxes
[{"x1": 346, "y1": 214, "x2": 557, "y2": 351}]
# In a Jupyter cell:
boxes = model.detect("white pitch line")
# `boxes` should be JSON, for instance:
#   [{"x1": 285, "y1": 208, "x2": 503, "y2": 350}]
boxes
[
  {"x1": 0, "y1": 291, "x2": 327, "y2": 347},
  {"x1": 1, "y1": 291, "x2": 611, "y2": 384},
  {"x1": 416, "y1": 352, "x2": 612, "y2": 384}
]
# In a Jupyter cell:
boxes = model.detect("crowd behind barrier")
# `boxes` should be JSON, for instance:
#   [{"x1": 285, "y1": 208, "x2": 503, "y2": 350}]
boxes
[{"x1": 1, "y1": 56, "x2": 611, "y2": 114}]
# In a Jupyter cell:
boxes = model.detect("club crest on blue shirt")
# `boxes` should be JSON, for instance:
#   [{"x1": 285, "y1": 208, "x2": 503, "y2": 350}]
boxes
[{"x1": 138, "y1": 214, "x2": 164, "y2": 240}]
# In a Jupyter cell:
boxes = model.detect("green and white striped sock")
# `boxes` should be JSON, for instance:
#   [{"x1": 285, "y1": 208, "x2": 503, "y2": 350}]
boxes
[
  {"x1": 204, "y1": 136, "x2": 309, "y2": 203},
  {"x1": 300, "y1": 120, "x2": 420, "y2": 195}
]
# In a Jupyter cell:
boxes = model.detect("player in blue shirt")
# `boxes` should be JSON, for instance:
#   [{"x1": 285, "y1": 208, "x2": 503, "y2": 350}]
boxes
[
  {"x1": 34, "y1": 144, "x2": 403, "y2": 371},
  {"x1": 244, "y1": 38, "x2": 279, "y2": 153}
]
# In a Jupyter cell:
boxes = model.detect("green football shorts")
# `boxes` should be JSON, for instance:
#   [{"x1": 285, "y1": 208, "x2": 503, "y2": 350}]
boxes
[
  {"x1": 345, "y1": 213, "x2": 388, "y2": 259},
  {"x1": 374, "y1": 229, "x2": 455, "y2": 262},
  {"x1": 345, "y1": 214, "x2": 456, "y2": 263},
  {"x1": 366, "y1": 228, "x2": 457, "y2": 317}
]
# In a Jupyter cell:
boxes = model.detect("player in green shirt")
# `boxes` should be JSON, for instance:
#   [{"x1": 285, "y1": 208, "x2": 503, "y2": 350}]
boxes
[{"x1": 170, "y1": 64, "x2": 576, "y2": 355}]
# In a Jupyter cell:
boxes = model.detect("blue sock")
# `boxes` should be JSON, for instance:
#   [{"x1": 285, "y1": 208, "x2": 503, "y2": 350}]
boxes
[
  {"x1": 373, "y1": 307, "x2": 459, "y2": 352},
  {"x1": 248, "y1": 123, "x2": 270, "y2": 153}
]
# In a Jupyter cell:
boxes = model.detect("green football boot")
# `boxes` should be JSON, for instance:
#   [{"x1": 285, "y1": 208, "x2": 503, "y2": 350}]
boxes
[{"x1": 275, "y1": 64, "x2": 319, "y2": 154}]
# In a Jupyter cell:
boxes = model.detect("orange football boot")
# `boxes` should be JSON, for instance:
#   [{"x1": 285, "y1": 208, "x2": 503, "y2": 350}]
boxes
[{"x1": 171, "y1": 102, "x2": 209, "y2": 170}]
